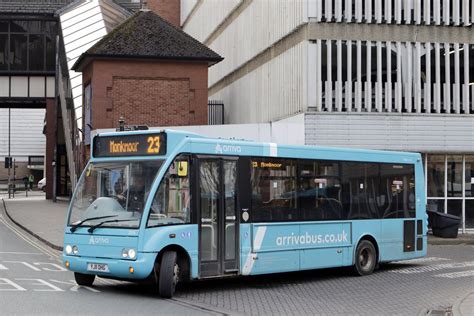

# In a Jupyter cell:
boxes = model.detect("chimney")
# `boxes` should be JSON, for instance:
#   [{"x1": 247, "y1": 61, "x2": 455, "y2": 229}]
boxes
[{"x1": 145, "y1": 0, "x2": 181, "y2": 28}]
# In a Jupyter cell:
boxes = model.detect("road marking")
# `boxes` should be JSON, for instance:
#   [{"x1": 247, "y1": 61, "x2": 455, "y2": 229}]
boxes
[
  {"x1": 0, "y1": 278, "x2": 27, "y2": 291},
  {"x1": 389, "y1": 261, "x2": 474, "y2": 274},
  {"x1": 435, "y1": 270, "x2": 474, "y2": 279},
  {"x1": 33, "y1": 262, "x2": 68, "y2": 272},
  {"x1": 16, "y1": 278, "x2": 64, "y2": 292},
  {"x1": 0, "y1": 263, "x2": 8, "y2": 270},
  {"x1": 50, "y1": 279, "x2": 101, "y2": 292},
  {"x1": 400, "y1": 257, "x2": 451, "y2": 263},
  {"x1": 3, "y1": 261, "x2": 41, "y2": 271},
  {"x1": 0, "y1": 252, "x2": 43, "y2": 255}
]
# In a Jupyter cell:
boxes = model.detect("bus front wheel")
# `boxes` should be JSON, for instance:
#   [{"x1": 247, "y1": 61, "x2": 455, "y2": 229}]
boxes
[
  {"x1": 158, "y1": 251, "x2": 180, "y2": 298},
  {"x1": 74, "y1": 272, "x2": 95, "y2": 286},
  {"x1": 353, "y1": 240, "x2": 377, "y2": 276}
]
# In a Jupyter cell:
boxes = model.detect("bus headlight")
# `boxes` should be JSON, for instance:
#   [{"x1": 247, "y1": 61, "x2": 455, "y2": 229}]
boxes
[
  {"x1": 72, "y1": 245, "x2": 79, "y2": 255},
  {"x1": 122, "y1": 248, "x2": 129, "y2": 258},
  {"x1": 121, "y1": 248, "x2": 137, "y2": 259},
  {"x1": 127, "y1": 248, "x2": 136, "y2": 259},
  {"x1": 65, "y1": 245, "x2": 73, "y2": 254}
]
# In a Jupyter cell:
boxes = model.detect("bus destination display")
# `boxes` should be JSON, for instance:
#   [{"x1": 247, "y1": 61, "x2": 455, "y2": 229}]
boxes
[{"x1": 93, "y1": 133, "x2": 167, "y2": 157}]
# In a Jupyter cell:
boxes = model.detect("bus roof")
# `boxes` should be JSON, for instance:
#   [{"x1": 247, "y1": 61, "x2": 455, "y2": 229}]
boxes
[{"x1": 92, "y1": 129, "x2": 421, "y2": 163}]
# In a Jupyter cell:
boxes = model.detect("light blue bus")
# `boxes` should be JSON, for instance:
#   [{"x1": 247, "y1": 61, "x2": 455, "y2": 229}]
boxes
[{"x1": 63, "y1": 129, "x2": 427, "y2": 297}]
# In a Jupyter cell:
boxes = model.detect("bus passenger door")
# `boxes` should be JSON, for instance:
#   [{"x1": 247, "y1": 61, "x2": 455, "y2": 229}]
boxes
[{"x1": 197, "y1": 157, "x2": 239, "y2": 277}]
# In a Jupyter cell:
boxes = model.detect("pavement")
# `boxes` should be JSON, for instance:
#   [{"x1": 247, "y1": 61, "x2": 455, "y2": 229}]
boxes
[{"x1": 2, "y1": 193, "x2": 474, "y2": 316}]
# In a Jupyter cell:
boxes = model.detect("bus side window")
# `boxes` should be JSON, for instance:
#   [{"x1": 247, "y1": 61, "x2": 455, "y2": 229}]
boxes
[
  {"x1": 148, "y1": 157, "x2": 191, "y2": 227},
  {"x1": 298, "y1": 160, "x2": 342, "y2": 221},
  {"x1": 380, "y1": 164, "x2": 416, "y2": 218},
  {"x1": 251, "y1": 158, "x2": 298, "y2": 222}
]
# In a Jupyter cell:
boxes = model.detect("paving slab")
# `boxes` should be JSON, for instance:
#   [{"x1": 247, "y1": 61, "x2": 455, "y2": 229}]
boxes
[
  {"x1": 453, "y1": 292, "x2": 474, "y2": 316},
  {"x1": 2, "y1": 194, "x2": 68, "y2": 249}
]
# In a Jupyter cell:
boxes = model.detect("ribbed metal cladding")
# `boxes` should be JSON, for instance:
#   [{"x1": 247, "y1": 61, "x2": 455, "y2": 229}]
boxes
[
  {"x1": 310, "y1": 0, "x2": 473, "y2": 26},
  {"x1": 308, "y1": 40, "x2": 474, "y2": 115},
  {"x1": 304, "y1": 113, "x2": 474, "y2": 152}
]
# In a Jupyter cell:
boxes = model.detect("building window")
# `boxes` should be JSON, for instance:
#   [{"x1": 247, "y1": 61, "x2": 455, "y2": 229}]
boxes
[
  {"x1": 0, "y1": 19, "x2": 57, "y2": 73},
  {"x1": 426, "y1": 154, "x2": 474, "y2": 231},
  {"x1": 427, "y1": 155, "x2": 445, "y2": 197}
]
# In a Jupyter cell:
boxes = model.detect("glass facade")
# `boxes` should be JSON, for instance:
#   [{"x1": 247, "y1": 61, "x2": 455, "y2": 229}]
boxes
[
  {"x1": 0, "y1": 19, "x2": 57, "y2": 73},
  {"x1": 426, "y1": 154, "x2": 474, "y2": 231}
]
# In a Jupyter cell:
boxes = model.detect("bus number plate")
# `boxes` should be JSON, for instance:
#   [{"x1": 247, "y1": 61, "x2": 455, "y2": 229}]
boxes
[{"x1": 87, "y1": 263, "x2": 109, "y2": 272}]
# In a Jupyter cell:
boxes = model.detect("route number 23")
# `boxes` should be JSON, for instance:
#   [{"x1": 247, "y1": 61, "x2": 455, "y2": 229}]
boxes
[{"x1": 147, "y1": 136, "x2": 161, "y2": 154}]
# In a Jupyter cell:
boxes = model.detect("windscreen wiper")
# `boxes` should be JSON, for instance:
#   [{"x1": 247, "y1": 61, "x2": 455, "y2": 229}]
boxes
[
  {"x1": 70, "y1": 215, "x2": 118, "y2": 233},
  {"x1": 87, "y1": 219, "x2": 137, "y2": 233}
]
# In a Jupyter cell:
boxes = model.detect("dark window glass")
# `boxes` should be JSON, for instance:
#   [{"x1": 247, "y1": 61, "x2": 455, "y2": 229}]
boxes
[
  {"x1": 465, "y1": 200, "x2": 474, "y2": 228},
  {"x1": 447, "y1": 199, "x2": 462, "y2": 218},
  {"x1": 148, "y1": 157, "x2": 191, "y2": 227},
  {"x1": 321, "y1": 40, "x2": 328, "y2": 83},
  {"x1": 465, "y1": 156, "x2": 474, "y2": 198},
  {"x1": 427, "y1": 199, "x2": 445, "y2": 213},
  {"x1": 45, "y1": 34, "x2": 55, "y2": 71},
  {"x1": 10, "y1": 34, "x2": 27, "y2": 70},
  {"x1": 10, "y1": 21, "x2": 28, "y2": 33},
  {"x1": 427, "y1": 155, "x2": 445, "y2": 197},
  {"x1": 0, "y1": 21, "x2": 8, "y2": 32},
  {"x1": 251, "y1": 158, "x2": 297, "y2": 222},
  {"x1": 447, "y1": 155, "x2": 462, "y2": 197},
  {"x1": 26, "y1": 20, "x2": 43, "y2": 33},
  {"x1": 0, "y1": 34, "x2": 7, "y2": 70},
  {"x1": 298, "y1": 160, "x2": 342, "y2": 221},
  {"x1": 379, "y1": 164, "x2": 416, "y2": 218},
  {"x1": 28, "y1": 34, "x2": 44, "y2": 71},
  {"x1": 341, "y1": 162, "x2": 370, "y2": 219}
]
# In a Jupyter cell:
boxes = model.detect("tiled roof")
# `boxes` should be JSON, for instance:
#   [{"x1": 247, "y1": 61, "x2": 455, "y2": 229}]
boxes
[
  {"x1": 72, "y1": 10, "x2": 223, "y2": 71},
  {"x1": 112, "y1": 0, "x2": 141, "y2": 12},
  {"x1": 0, "y1": 0, "x2": 75, "y2": 15}
]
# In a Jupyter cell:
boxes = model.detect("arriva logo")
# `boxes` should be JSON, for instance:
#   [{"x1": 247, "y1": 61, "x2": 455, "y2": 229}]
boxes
[
  {"x1": 215, "y1": 143, "x2": 241, "y2": 154},
  {"x1": 89, "y1": 236, "x2": 109, "y2": 245}
]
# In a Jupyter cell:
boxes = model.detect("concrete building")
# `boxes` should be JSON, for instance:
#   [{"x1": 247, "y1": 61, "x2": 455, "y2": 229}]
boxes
[
  {"x1": 1, "y1": 0, "x2": 221, "y2": 198},
  {"x1": 0, "y1": 1, "x2": 64, "y2": 185},
  {"x1": 181, "y1": 0, "x2": 474, "y2": 231}
]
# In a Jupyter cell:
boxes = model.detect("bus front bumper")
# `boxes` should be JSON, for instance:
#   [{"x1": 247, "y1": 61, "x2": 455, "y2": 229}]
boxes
[{"x1": 63, "y1": 252, "x2": 156, "y2": 280}]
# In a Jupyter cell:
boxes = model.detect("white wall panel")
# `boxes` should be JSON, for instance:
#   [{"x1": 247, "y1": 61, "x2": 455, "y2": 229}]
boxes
[
  {"x1": 46, "y1": 77, "x2": 55, "y2": 98},
  {"x1": 0, "y1": 77, "x2": 9, "y2": 97},
  {"x1": 29, "y1": 77, "x2": 45, "y2": 98},
  {"x1": 10, "y1": 77, "x2": 28, "y2": 97},
  {"x1": 60, "y1": 0, "x2": 127, "y2": 129},
  {"x1": 183, "y1": 0, "x2": 241, "y2": 43},
  {"x1": 305, "y1": 113, "x2": 474, "y2": 152},
  {"x1": 208, "y1": 0, "x2": 307, "y2": 87},
  {"x1": 210, "y1": 42, "x2": 307, "y2": 124},
  {"x1": 0, "y1": 109, "x2": 46, "y2": 158},
  {"x1": 181, "y1": 0, "x2": 199, "y2": 25}
]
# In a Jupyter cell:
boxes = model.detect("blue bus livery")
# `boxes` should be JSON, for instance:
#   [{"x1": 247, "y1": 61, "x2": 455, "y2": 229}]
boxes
[{"x1": 63, "y1": 129, "x2": 427, "y2": 297}]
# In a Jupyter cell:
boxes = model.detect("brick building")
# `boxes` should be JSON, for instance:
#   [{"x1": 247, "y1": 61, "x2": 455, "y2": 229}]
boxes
[{"x1": 71, "y1": 10, "x2": 222, "y2": 150}]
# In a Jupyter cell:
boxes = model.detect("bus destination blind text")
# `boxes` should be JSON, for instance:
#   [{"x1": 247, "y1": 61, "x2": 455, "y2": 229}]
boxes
[{"x1": 93, "y1": 133, "x2": 167, "y2": 157}]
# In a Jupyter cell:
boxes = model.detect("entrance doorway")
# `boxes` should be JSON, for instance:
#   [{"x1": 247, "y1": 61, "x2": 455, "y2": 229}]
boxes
[{"x1": 198, "y1": 158, "x2": 239, "y2": 277}]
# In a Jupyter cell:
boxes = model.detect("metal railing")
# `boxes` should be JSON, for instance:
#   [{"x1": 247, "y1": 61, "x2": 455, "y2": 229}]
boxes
[
  {"x1": 28, "y1": 156, "x2": 44, "y2": 166},
  {"x1": 208, "y1": 100, "x2": 224, "y2": 125}
]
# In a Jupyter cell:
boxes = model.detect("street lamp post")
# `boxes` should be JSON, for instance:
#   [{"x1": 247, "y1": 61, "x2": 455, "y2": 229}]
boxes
[{"x1": 7, "y1": 107, "x2": 11, "y2": 199}]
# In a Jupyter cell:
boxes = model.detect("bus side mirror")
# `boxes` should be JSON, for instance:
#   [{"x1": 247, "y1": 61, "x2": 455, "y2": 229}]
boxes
[{"x1": 177, "y1": 161, "x2": 188, "y2": 177}]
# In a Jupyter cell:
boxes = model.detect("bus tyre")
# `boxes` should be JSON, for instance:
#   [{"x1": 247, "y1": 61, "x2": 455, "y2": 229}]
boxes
[
  {"x1": 353, "y1": 240, "x2": 377, "y2": 276},
  {"x1": 158, "y1": 251, "x2": 179, "y2": 298},
  {"x1": 74, "y1": 272, "x2": 95, "y2": 286}
]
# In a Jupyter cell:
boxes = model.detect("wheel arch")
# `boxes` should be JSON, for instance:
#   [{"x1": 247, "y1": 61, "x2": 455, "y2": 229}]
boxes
[
  {"x1": 155, "y1": 244, "x2": 192, "y2": 281},
  {"x1": 353, "y1": 234, "x2": 379, "y2": 265}
]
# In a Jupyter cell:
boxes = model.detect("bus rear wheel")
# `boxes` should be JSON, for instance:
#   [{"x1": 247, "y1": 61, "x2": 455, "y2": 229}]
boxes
[
  {"x1": 74, "y1": 272, "x2": 95, "y2": 286},
  {"x1": 353, "y1": 240, "x2": 377, "y2": 276},
  {"x1": 158, "y1": 251, "x2": 180, "y2": 298}
]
